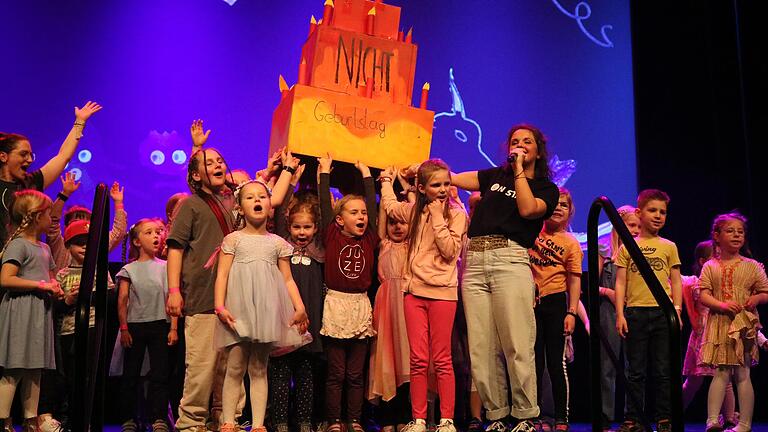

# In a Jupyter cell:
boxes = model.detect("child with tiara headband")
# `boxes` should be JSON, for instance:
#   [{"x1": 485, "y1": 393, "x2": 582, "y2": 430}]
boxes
[
  {"x1": 0, "y1": 190, "x2": 62, "y2": 431},
  {"x1": 213, "y1": 179, "x2": 309, "y2": 432},
  {"x1": 698, "y1": 212, "x2": 768, "y2": 432}
]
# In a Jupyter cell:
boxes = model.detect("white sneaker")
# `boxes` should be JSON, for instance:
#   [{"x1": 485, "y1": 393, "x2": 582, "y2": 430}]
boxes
[
  {"x1": 39, "y1": 415, "x2": 64, "y2": 432},
  {"x1": 485, "y1": 421, "x2": 508, "y2": 432},
  {"x1": 402, "y1": 421, "x2": 427, "y2": 432},
  {"x1": 510, "y1": 421, "x2": 536, "y2": 432},
  {"x1": 436, "y1": 419, "x2": 456, "y2": 432}
]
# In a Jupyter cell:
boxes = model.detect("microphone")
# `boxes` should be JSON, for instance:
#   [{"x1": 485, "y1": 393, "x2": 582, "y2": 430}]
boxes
[{"x1": 507, "y1": 153, "x2": 517, "y2": 164}]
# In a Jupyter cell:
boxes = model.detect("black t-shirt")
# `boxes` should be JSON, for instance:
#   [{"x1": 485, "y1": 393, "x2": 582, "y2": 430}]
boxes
[
  {"x1": 467, "y1": 167, "x2": 559, "y2": 248},
  {"x1": 0, "y1": 170, "x2": 45, "y2": 245}
]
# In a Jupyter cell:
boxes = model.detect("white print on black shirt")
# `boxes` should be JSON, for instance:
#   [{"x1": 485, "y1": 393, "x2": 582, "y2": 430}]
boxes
[
  {"x1": 489, "y1": 183, "x2": 517, "y2": 198},
  {"x1": 338, "y1": 244, "x2": 365, "y2": 279}
]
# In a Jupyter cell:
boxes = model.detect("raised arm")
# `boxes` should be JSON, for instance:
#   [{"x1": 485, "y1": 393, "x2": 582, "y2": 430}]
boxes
[
  {"x1": 356, "y1": 161, "x2": 378, "y2": 234},
  {"x1": 317, "y1": 153, "x2": 334, "y2": 228},
  {"x1": 379, "y1": 166, "x2": 412, "y2": 224},
  {"x1": 108, "y1": 181, "x2": 128, "y2": 252},
  {"x1": 508, "y1": 150, "x2": 548, "y2": 219},
  {"x1": 271, "y1": 149, "x2": 301, "y2": 208},
  {"x1": 190, "y1": 119, "x2": 211, "y2": 155},
  {"x1": 40, "y1": 101, "x2": 102, "y2": 189},
  {"x1": 48, "y1": 172, "x2": 81, "y2": 269}
]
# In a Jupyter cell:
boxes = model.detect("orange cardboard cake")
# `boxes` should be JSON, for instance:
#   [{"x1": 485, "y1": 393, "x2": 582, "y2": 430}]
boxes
[{"x1": 269, "y1": 0, "x2": 434, "y2": 168}]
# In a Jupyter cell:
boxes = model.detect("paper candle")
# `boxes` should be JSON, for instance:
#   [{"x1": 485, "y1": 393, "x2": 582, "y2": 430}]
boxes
[
  {"x1": 366, "y1": 7, "x2": 376, "y2": 35},
  {"x1": 298, "y1": 59, "x2": 308, "y2": 85},
  {"x1": 322, "y1": 0, "x2": 334, "y2": 26},
  {"x1": 309, "y1": 15, "x2": 318, "y2": 36},
  {"x1": 419, "y1": 82, "x2": 429, "y2": 109},
  {"x1": 366, "y1": 77, "x2": 374, "y2": 98},
  {"x1": 405, "y1": 27, "x2": 412, "y2": 43}
]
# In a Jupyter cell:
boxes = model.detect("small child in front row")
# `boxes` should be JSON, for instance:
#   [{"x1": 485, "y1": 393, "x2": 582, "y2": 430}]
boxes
[
  {"x1": 118, "y1": 218, "x2": 178, "y2": 432},
  {"x1": 698, "y1": 212, "x2": 768, "y2": 432},
  {"x1": 0, "y1": 190, "x2": 63, "y2": 431},
  {"x1": 269, "y1": 165, "x2": 327, "y2": 432},
  {"x1": 317, "y1": 155, "x2": 379, "y2": 432},
  {"x1": 213, "y1": 180, "x2": 309, "y2": 432},
  {"x1": 528, "y1": 187, "x2": 582, "y2": 432},
  {"x1": 614, "y1": 189, "x2": 682, "y2": 432}
]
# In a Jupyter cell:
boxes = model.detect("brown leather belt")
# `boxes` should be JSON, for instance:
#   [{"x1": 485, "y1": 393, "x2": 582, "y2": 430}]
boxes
[{"x1": 467, "y1": 235, "x2": 509, "y2": 252}]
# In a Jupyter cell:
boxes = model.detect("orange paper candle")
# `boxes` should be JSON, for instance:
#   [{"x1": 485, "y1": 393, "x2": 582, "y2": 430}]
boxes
[
  {"x1": 405, "y1": 27, "x2": 413, "y2": 43},
  {"x1": 322, "y1": 0, "x2": 334, "y2": 26},
  {"x1": 419, "y1": 82, "x2": 429, "y2": 109},
  {"x1": 279, "y1": 74, "x2": 289, "y2": 98},
  {"x1": 366, "y1": 7, "x2": 376, "y2": 35},
  {"x1": 398, "y1": 29, "x2": 404, "y2": 41},
  {"x1": 308, "y1": 15, "x2": 318, "y2": 36},
  {"x1": 298, "y1": 59, "x2": 308, "y2": 85}
]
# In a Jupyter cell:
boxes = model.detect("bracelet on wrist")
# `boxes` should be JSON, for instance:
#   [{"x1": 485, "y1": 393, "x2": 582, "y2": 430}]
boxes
[
  {"x1": 57, "y1": 192, "x2": 69, "y2": 202},
  {"x1": 115, "y1": 203, "x2": 124, "y2": 210},
  {"x1": 566, "y1": 311, "x2": 578, "y2": 319},
  {"x1": 283, "y1": 165, "x2": 297, "y2": 174},
  {"x1": 379, "y1": 177, "x2": 392, "y2": 183},
  {"x1": 73, "y1": 121, "x2": 85, "y2": 126},
  {"x1": 119, "y1": 324, "x2": 129, "y2": 331},
  {"x1": 169, "y1": 287, "x2": 180, "y2": 294},
  {"x1": 215, "y1": 306, "x2": 225, "y2": 314}
]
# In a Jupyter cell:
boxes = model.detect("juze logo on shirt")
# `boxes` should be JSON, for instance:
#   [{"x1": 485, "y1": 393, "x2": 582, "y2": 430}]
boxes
[
  {"x1": 489, "y1": 183, "x2": 517, "y2": 198},
  {"x1": 338, "y1": 244, "x2": 366, "y2": 279}
]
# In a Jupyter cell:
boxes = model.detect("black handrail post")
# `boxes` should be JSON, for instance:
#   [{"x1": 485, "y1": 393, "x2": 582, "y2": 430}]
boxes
[
  {"x1": 587, "y1": 196, "x2": 683, "y2": 432},
  {"x1": 71, "y1": 183, "x2": 110, "y2": 432}
]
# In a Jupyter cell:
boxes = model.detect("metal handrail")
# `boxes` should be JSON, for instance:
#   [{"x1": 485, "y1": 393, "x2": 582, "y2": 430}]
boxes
[
  {"x1": 587, "y1": 196, "x2": 682, "y2": 432},
  {"x1": 71, "y1": 184, "x2": 110, "y2": 432}
]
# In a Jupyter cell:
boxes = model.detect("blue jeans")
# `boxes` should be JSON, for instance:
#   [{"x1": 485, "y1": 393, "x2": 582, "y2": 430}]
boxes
[{"x1": 624, "y1": 307, "x2": 671, "y2": 422}]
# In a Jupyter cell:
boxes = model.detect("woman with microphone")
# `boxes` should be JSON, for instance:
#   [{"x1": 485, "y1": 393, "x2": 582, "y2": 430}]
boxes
[{"x1": 451, "y1": 124, "x2": 560, "y2": 432}]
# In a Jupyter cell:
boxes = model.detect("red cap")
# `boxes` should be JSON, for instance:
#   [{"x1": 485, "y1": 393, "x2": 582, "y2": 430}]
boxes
[{"x1": 64, "y1": 220, "x2": 90, "y2": 243}]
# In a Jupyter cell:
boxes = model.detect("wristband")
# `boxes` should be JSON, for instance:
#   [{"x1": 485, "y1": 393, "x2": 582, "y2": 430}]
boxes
[
  {"x1": 119, "y1": 324, "x2": 129, "y2": 331},
  {"x1": 283, "y1": 165, "x2": 296, "y2": 174},
  {"x1": 215, "y1": 306, "x2": 226, "y2": 314},
  {"x1": 115, "y1": 203, "x2": 124, "y2": 210},
  {"x1": 379, "y1": 177, "x2": 392, "y2": 183},
  {"x1": 674, "y1": 305, "x2": 682, "y2": 311},
  {"x1": 57, "y1": 192, "x2": 69, "y2": 202},
  {"x1": 38, "y1": 280, "x2": 47, "y2": 290},
  {"x1": 73, "y1": 121, "x2": 85, "y2": 126},
  {"x1": 566, "y1": 311, "x2": 578, "y2": 319},
  {"x1": 169, "y1": 287, "x2": 181, "y2": 294}
]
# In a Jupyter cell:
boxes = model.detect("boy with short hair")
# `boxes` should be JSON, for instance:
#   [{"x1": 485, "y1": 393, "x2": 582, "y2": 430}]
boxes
[{"x1": 614, "y1": 189, "x2": 682, "y2": 432}]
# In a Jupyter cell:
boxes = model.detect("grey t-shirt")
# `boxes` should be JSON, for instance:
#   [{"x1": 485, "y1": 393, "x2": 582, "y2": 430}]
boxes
[
  {"x1": 166, "y1": 193, "x2": 234, "y2": 315},
  {"x1": 116, "y1": 258, "x2": 169, "y2": 323},
  {"x1": 1, "y1": 237, "x2": 55, "y2": 280}
]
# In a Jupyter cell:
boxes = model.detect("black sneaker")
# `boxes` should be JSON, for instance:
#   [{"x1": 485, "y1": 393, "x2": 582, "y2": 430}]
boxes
[
  {"x1": 656, "y1": 420, "x2": 671, "y2": 432},
  {"x1": 468, "y1": 418, "x2": 483, "y2": 432},
  {"x1": 616, "y1": 421, "x2": 644, "y2": 432}
]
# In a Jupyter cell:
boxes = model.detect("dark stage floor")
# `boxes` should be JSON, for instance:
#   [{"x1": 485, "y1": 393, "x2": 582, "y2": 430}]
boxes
[{"x1": 9, "y1": 425, "x2": 765, "y2": 432}]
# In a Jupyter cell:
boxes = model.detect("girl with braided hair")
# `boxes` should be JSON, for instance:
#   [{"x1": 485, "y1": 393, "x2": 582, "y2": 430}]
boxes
[{"x1": 0, "y1": 190, "x2": 64, "y2": 432}]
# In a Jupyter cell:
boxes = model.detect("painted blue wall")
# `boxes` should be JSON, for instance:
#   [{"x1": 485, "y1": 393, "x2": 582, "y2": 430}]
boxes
[{"x1": 1, "y1": 0, "x2": 635, "y2": 252}]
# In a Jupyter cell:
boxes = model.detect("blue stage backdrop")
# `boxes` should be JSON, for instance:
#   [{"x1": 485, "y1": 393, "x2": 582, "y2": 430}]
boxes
[{"x1": 1, "y1": 0, "x2": 635, "y2": 258}]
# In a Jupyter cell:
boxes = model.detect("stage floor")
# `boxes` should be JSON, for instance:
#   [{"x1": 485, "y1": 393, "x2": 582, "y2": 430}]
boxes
[{"x1": 18, "y1": 425, "x2": 762, "y2": 432}]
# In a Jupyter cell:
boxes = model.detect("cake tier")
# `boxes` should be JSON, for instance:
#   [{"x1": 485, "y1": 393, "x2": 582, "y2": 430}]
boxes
[
  {"x1": 269, "y1": 84, "x2": 433, "y2": 168},
  {"x1": 301, "y1": 25, "x2": 418, "y2": 106}
]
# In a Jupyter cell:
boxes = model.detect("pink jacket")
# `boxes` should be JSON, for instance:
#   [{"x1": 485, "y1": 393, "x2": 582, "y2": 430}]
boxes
[{"x1": 380, "y1": 185, "x2": 467, "y2": 301}]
